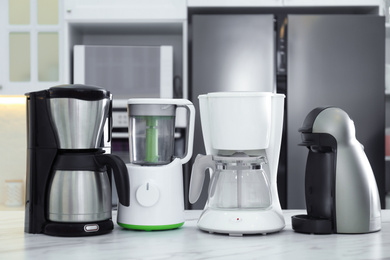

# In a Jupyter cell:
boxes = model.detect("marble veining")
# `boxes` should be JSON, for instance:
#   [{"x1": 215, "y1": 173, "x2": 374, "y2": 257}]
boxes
[{"x1": 1, "y1": 210, "x2": 390, "y2": 259}]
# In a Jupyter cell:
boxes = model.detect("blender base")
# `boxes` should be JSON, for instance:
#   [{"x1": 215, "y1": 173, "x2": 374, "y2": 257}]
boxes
[
  {"x1": 117, "y1": 159, "x2": 185, "y2": 231},
  {"x1": 197, "y1": 208, "x2": 285, "y2": 236}
]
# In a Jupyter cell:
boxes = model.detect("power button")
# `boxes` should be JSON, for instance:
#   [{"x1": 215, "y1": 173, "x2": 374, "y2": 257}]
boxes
[
  {"x1": 230, "y1": 217, "x2": 243, "y2": 223},
  {"x1": 84, "y1": 224, "x2": 99, "y2": 232}
]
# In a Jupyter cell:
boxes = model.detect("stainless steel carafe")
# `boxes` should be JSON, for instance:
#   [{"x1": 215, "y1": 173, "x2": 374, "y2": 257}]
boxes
[{"x1": 47, "y1": 87, "x2": 112, "y2": 223}]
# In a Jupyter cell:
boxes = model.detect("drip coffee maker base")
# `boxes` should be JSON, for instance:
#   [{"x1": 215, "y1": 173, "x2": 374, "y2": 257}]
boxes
[{"x1": 197, "y1": 208, "x2": 285, "y2": 236}]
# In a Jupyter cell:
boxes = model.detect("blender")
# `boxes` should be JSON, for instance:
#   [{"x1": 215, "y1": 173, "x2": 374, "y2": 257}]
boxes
[
  {"x1": 117, "y1": 98, "x2": 195, "y2": 230},
  {"x1": 189, "y1": 92, "x2": 285, "y2": 235}
]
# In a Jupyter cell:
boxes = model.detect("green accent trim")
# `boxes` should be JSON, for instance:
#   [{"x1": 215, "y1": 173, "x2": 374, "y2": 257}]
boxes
[
  {"x1": 145, "y1": 116, "x2": 159, "y2": 163},
  {"x1": 118, "y1": 222, "x2": 184, "y2": 231}
]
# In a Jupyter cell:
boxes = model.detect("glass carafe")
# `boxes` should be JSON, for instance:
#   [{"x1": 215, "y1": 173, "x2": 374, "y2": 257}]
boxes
[
  {"x1": 208, "y1": 156, "x2": 271, "y2": 210},
  {"x1": 189, "y1": 154, "x2": 272, "y2": 210}
]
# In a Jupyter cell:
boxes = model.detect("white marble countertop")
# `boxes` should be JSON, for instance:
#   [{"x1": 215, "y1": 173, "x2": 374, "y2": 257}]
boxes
[{"x1": 1, "y1": 210, "x2": 390, "y2": 259}]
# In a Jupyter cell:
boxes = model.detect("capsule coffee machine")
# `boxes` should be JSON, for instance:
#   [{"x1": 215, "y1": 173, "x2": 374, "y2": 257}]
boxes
[
  {"x1": 292, "y1": 107, "x2": 381, "y2": 234},
  {"x1": 117, "y1": 99, "x2": 195, "y2": 231},
  {"x1": 189, "y1": 92, "x2": 285, "y2": 235},
  {"x1": 25, "y1": 84, "x2": 130, "y2": 236}
]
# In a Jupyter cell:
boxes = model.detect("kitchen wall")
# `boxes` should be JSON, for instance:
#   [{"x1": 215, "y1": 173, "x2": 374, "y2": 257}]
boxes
[
  {"x1": 0, "y1": 97, "x2": 26, "y2": 209},
  {"x1": 0, "y1": 0, "x2": 60, "y2": 210}
]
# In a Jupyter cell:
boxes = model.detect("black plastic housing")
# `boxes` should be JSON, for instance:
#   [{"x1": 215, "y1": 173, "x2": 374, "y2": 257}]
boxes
[{"x1": 292, "y1": 107, "x2": 338, "y2": 234}]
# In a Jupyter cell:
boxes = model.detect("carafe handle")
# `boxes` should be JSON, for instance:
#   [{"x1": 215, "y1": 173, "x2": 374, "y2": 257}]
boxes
[
  {"x1": 95, "y1": 154, "x2": 130, "y2": 207},
  {"x1": 176, "y1": 99, "x2": 195, "y2": 164},
  {"x1": 189, "y1": 154, "x2": 215, "y2": 204}
]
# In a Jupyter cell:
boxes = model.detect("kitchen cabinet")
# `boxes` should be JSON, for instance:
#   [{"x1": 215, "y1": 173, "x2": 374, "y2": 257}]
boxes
[
  {"x1": 188, "y1": 0, "x2": 283, "y2": 7},
  {"x1": 63, "y1": 0, "x2": 188, "y2": 98},
  {"x1": 63, "y1": 0, "x2": 186, "y2": 20},
  {"x1": 188, "y1": 0, "x2": 383, "y2": 8},
  {"x1": 283, "y1": 0, "x2": 384, "y2": 7},
  {"x1": 0, "y1": 0, "x2": 65, "y2": 95}
]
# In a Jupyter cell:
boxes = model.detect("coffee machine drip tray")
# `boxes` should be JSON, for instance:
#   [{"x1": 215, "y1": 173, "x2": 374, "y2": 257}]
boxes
[{"x1": 291, "y1": 215, "x2": 333, "y2": 234}]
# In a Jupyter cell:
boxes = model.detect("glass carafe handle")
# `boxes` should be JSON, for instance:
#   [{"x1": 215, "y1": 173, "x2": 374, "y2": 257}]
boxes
[
  {"x1": 189, "y1": 154, "x2": 215, "y2": 204},
  {"x1": 176, "y1": 100, "x2": 195, "y2": 164}
]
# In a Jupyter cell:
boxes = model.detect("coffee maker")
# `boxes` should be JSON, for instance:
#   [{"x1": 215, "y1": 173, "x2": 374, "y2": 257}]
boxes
[
  {"x1": 189, "y1": 92, "x2": 285, "y2": 235},
  {"x1": 292, "y1": 107, "x2": 381, "y2": 234},
  {"x1": 25, "y1": 84, "x2": 130, "y2": 236},
  {"x1": 117, "y1": 98, "x2": 195, "y2": 231}
]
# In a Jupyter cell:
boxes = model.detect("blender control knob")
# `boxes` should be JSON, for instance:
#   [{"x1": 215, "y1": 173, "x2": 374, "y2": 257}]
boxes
[{"x1": 136, "y1": 182, "x2": 160, "y2": 207}]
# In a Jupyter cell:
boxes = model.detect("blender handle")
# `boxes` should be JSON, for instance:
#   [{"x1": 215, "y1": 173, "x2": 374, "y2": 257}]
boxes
[
  {"x1": 189, "y1": 154, "x2": 215, "y2": 204},
  {"x1": 176, "y1": 100, "x2": 195, "y2": 164},
  {"x1": 95, "y1": 153, "x2": 130, "y2": 207}
]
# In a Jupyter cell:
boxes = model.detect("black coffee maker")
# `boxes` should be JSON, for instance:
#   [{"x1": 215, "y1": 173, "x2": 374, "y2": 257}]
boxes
[{"x1": 25, "y1": 84, "x2": 130, "y2": 236}]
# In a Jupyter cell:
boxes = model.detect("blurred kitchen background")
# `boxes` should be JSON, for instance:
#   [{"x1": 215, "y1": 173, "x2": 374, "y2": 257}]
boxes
[{"x1": 1, "y1": 0, "x2": 390, "y2": 210}]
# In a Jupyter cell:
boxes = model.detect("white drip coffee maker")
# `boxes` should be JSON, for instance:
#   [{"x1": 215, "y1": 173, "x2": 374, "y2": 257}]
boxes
[{"x1": 189, "y1": 92, "x2": 285, "y2": 235}]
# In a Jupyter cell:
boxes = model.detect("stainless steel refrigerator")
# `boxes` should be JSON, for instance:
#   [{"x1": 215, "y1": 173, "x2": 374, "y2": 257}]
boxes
[
  {"x1": 287, "y1": 15, "x2": 385, "y2": 209},
  {"x1": 189, "y1": 13, "x2": 385, "y2": 209},
  {"x1": 189, "y1": 14, "x2": 276, "y2": 209}
]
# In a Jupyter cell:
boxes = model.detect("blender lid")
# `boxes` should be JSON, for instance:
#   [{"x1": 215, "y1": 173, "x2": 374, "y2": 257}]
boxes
[
  {"x1": 128, "y1": 104, "x2": 176, "y2": 116},
  {"x1": 127, "y1": 99, "x2": 177, "y2": 116},
  {"x1": 198, "y1": 92, "x2": 285, "y2": 98},
  {"x1": 48, "y1": 84, "x2": 110, "y2": 101}
]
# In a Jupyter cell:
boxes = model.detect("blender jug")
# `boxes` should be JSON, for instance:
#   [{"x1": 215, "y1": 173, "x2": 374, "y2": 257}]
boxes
[{"x1": 128, "y1": 103, "x2": 176, "y2": 165}]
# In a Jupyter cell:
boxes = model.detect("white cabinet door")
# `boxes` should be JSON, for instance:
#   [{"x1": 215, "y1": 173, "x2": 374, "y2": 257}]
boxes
[
  {"x1": 64, "y1": 0, "x2": 186, "y2": 21},
  {"x1": 0, "y1": 0, "x2": 63, "y2": 95}
]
